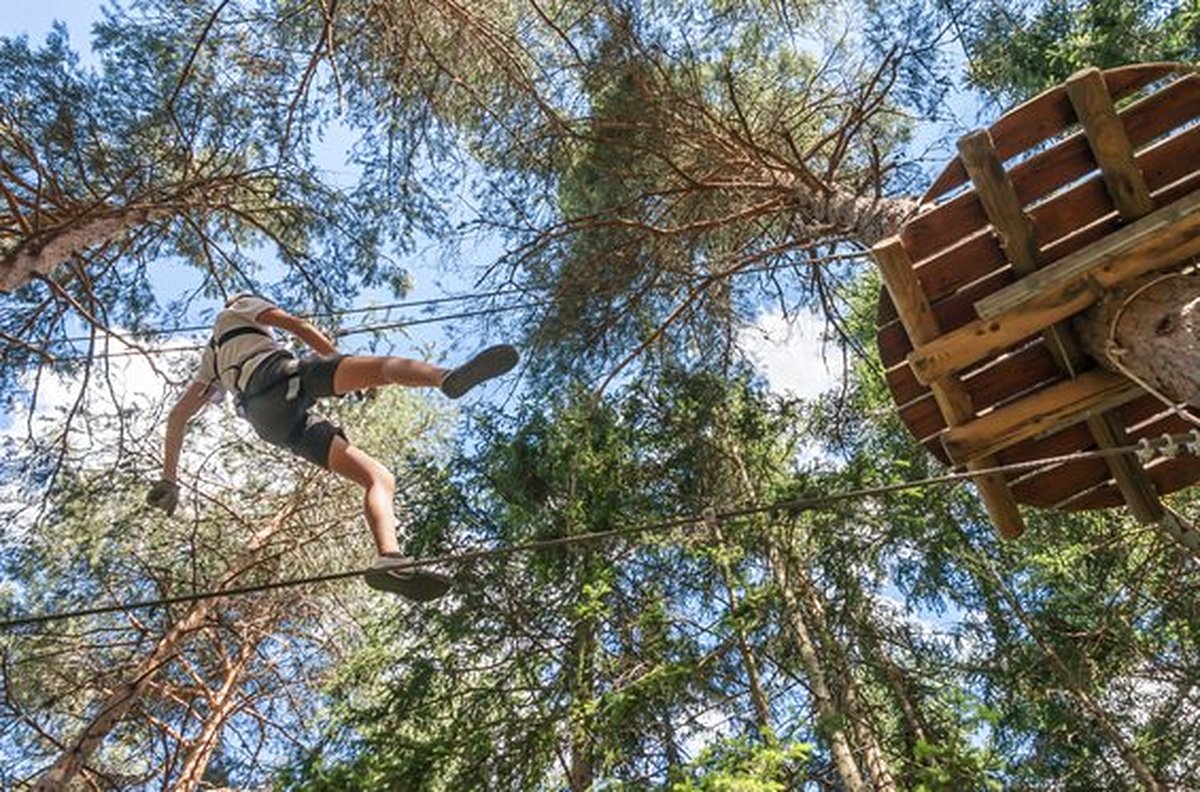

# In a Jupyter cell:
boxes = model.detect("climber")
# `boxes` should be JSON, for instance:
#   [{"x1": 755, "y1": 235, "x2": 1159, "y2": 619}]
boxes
[{"x1": 146, "y1": 292, "x2": 518, "y2": 600}]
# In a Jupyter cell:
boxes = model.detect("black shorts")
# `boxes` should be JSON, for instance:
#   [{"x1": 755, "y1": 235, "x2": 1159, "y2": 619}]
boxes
[{"x1": 239, "y1": 352, "x2": 347, "y2": 468}]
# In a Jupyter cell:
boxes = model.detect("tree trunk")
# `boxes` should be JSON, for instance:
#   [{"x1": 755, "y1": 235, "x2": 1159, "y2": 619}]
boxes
[
  {"x1": 171, "y1": 647, "x2": 253, "y2": 792},
  {"x1": 713, "y1": 403, "x2": 888, "y2": 790},
  {"x1": 787, "y1": 560, "x2": 897, "y2": 792},
  {"x1": 792, "y1": 187, "x2": 919, "y2": 250},
  {"x1": 1075, "y1": 270, "x2": 1200, "y2": 408},
  {"x1": 567, "y1": 554, "x2": 598, "y2": 792},
  {"x1": 0, "y1": 204, "x2": 173, "y2": 292},
  {"x1": 710, "y1": 518, "x2": 776, "y2": 740},
  {"x1": 769, "y1": 548, "x2": 868, "y2": 792},
  {"x1": 35, "y1": 506, "x2": 294, "y2": 791},
  {"x1": 856, "y1": 612, "x2": 933, "y2": 772}
]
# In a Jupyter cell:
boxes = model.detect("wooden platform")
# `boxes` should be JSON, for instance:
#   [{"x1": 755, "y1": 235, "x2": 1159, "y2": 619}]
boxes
[{"x1": 874, "y1": 63, "x2": 1200, "y2": 538}]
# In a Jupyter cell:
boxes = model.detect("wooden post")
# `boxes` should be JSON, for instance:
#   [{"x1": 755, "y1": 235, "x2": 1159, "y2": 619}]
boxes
[
  {"x1": 1067, "y1": 68, "x2": 1155, "y2": 221},
  {"x1": 875, "y1": 238, "x2": 1026, "y2": 539},
  {"x1": 956, "y1": 128, "x2": 1165, "y2": 523}
]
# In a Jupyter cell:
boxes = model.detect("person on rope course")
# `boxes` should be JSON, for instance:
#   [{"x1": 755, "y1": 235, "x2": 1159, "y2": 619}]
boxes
[{"x1": 146, "y1": 292, "x2": 518, "y2": 600}]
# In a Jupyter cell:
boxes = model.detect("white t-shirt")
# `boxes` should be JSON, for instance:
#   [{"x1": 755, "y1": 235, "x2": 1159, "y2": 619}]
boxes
[{"x1": 193, "y1": 295, "x2": 283, "y2": 401}]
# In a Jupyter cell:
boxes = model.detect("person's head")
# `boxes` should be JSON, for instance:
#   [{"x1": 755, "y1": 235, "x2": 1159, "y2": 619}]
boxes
[{"x1": 225, "y1": 291, "x2": 256, "y2": 307}]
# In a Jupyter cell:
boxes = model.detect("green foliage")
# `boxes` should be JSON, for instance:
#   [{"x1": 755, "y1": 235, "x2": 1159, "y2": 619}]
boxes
[
  {"x1": 962, "y1": 0, "x2": 1200, "y2": 102},
  {"x1": 0, "y1": 385, "x2": 447, "y2": 789},
  {"x1": 670, "y1": 737, "x2": 813, "y2": 791}
]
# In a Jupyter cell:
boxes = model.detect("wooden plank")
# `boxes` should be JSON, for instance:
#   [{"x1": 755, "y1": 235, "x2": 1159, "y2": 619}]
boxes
[
  {"x1": 958, "y1": 130, "x2": 1041, "y2": 270},
  {"x1": 977, "y1": 188, "x2": 1200, "y2": 320},
  {"x1": 907, "y1": 290, "x2": 1094, "y2": 386},
  {"x1": 998, "y1": 422, "x2": 1095, "y2": 466},
  {"x1": 942, "y1": 370, "x2": 1142, "y2": 465},
  {"x1": 1085, "y1": 414, "x2": 1163, "y2": 522},
  {"x1": 877, "y1": 286, "x2": 898, "y2": 327},
  {"x1": 887, "y1": 364, "x2": 928, "y2": 407},
  {"x1": 907, "y1": 189, "x2": 1200, "y2": 384},
  {"x1": 903, "y1": 141, "x2": 1193, "y2": 323},
  {"x1": 1064, "y1": 68, "x2": 1166, "y2": 522},
  {"x1": 896, "y1": 344, "x2": 1064, "y2": 442},
  {"x1": 1065, "y1": 457, "x2": 1200, "y2": 511},
  {"x1": 873, "y1": 238, "x2": 1025, "y2": 538},
  {"x1": 1004, "y1": 394, "x2": 1194, "y2": 509},
  {"x1": 914, "y1": 231, "x2": 1005, "y2": 305},
  {"x1": 1067, "y1": 68, "x2": 1155, "y2": 220},
  {"x1": 1031, "y1": 120, "x2": 1200, "y2": 253},
  {"x1": 911, "y1": 174, "x2": 1166, "y2": 520},
  {"x1": 889, "y1": 340, "x2": 1061, "y2": 415},
  {"x1": 960, "y1": 341, "x2": 1063, "y2": 407},
  {"x1": 901, "y1": 191, "x2": 989, "y2": 265},
  {"x1": 898, "y1": 395, "x2": 948, "y2": 447},
  {"x1": 923, "y1": 64, "x2": 1183, "y2": 203},
  {"x1": 1122, "y1": 73, "x2": 1200, "y2": 152},
  {"x1": 877, "y1": 268, "x2": 1017, "y2": 366},
  {"x1": 1012, "y1": 458, "x2": 1111, "y2": 508},
  {"x1": 1010, "y1": 74, "x2": 1199, "y2": 208},
  {"x1": 1040, "y1": 160, "x2": 1200, "y2": 264},
  {"x1": 905, "y1": 76, "x2": 1200, "y2": 300}
]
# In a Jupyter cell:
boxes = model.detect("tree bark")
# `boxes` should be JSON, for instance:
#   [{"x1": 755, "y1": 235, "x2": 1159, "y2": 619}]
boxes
[
  {"x1": 171, "y1": 646, "x2": 253, "y2": 792},
  {"x1": 567, "y1": 553, "x2": 598, "y2": 792},
  {"x1": 1075, "y1": 270, "x2": 1200, "y2": 408},
  {"x1": 712, "y1": 401, "x2": 892, "y2": 790},
  {"x1": 769, "y1": 548, "x2": 868, "y2": 792},
  {"x1": 792, "y1": 187, "x2": 919, "y2": 250},
  {"x1": 709, "y1": 518, "x2": 776, "y2": 740},
  {"x1": 0, "y1": 204, "x2": 173, "y2": 293}
]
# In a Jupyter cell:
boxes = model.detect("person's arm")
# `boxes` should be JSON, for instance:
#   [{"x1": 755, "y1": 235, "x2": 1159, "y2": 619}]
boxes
[
  {"x1": 256, "y1": 307, "x2": 338, "y2": 356},
  {"x1": 162, "y1": 381, "x2": 212, "y2": 482}
]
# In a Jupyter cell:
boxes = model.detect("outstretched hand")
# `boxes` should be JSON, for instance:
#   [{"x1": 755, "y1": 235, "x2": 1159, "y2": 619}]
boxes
[{"x1": 146, "y1": 479, "x2": 180, "y2": 516}]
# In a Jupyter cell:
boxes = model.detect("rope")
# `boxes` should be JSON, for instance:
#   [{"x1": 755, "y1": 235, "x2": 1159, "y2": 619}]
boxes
[
  {"x1": 2, "y1": 434, "x2": 1192, "y2": 632},
  {"x1": 1105, "y1": 268, "x2": 1200, "y2": 431},
  {"x1": 24, "y1": 302, "x2": 545, "y2": 364},
  {"x1": 52, "y1": 286, "x2": 539, "y2": 345},
  {"x1": 9, "y1": 253, "x2": 862, "y2": 366}
]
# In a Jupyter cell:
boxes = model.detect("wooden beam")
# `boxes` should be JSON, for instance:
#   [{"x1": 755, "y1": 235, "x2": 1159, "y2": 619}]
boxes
[
  {"x1": 957, "y1": 129, "x2": 1087, "y2": 373},
  {"x1": 1085, "y1": 414, "x2": 1164, "y2": 522},
  {"x1": 874, "y1": 238, "x2": 1026, "y2": 539},
  {"x1": 907, "y1": 189, "x2": 1200, "y2": 384},
  {"x1": 958, "y1": 130, "x2": 1041, "y2": 271},
  {"x1": 1067, "y1": 68, "x2": 1155, "y2": 221},
  {"x1": 941, "y1": 370, "x2": 1142, "y2": 465},
  {"x1": 1065, "y1": 69, "x2": 1167, "y2": 522},
  {"x1": 950, "y1": 125, "x2": 1169, "y2": 523},
  {"x1": 976, "y1": 188, "x2": 1200, "y2": 320},
  {"x1": 923, "y1": 63, "x2": 1180, "y2": 203}
]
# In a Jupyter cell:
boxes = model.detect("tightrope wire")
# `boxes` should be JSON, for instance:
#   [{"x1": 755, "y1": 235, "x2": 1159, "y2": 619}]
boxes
[{"x1": 2, "y1": 435, "x2": 1192, "y2": 631}]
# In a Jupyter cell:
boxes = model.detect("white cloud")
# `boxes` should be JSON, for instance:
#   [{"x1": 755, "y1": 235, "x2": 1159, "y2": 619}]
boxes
[{"x1": 741, "y1": 309, "x2": 843, "y2": 399}]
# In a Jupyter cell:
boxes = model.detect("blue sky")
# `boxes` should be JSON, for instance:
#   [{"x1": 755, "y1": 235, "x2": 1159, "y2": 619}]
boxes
[
  {"x1": 2, "y1": 3, "x2": 859, "y2": 399},
  {"x1": 6, "y1": 2, "x2": 102, "y2": 61},
  {"x1": 3, "y1": 3, "x2": 488, "y2": 355}
]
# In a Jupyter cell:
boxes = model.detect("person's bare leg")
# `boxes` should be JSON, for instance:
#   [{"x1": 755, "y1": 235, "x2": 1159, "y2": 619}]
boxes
[
  {"x1": 332, "y1": 356, "x2": 448, "y2": 395},
  {"x1": 326, "y1": 435, "x2": 400, "y2": 554}
]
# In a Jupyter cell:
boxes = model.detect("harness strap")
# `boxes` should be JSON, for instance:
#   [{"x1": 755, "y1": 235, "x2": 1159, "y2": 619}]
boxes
[
  {"x1": 209, "y1": 325, "x2": 275, "y2": 393},
  {"x1": 217, "y1": 325, "x2": 271, "y2": 347}
]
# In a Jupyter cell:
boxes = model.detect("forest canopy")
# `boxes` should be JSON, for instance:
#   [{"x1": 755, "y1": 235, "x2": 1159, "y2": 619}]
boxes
[{"x1": 2, "y1": 1, "x2": 1199, "y2": 789}]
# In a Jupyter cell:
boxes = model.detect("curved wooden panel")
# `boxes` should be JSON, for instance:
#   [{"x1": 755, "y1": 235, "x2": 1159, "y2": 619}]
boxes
[
  {"x1": 875, "y1": 63, "x2": 1200, "y2": 512},
  {"x1": 922, "y1": 63, "x2": 1183, "y2": 202}
]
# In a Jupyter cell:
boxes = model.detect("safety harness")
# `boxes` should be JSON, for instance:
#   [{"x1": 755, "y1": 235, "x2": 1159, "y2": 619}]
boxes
[{"x1": 209, "y1": 326, "x2": 301, "y2": 412}]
